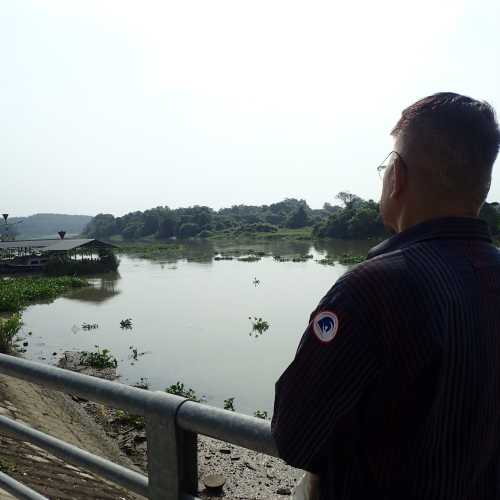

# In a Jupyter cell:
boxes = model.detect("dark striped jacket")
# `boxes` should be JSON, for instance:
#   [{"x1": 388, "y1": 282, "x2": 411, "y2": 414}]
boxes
[{"x1": 272, "y1": 217, "x2": 500, "y2": 499}]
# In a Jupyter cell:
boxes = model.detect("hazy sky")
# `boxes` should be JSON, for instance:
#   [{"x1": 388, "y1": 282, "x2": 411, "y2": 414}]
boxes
[{"x1": 2, "y1": 1, "x2": 500, "y2": 217}]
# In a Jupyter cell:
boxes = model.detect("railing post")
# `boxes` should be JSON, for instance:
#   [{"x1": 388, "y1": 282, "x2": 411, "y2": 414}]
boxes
[
  {"x1": 146, "y1": 395, "x2": 198, "y2": 500},
  {"x1": 146, "y1": 415, "x2": 180, "y2": 500}
]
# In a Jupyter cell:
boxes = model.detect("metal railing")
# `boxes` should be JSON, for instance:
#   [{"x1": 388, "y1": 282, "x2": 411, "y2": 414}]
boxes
[{"x1": 0, "y1": 353, "x2": 279, "y2": 499}]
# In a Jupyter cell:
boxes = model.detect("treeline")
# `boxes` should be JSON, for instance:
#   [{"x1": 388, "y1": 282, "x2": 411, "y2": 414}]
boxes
[{"x1": 83, "y1": 194, "x2": 500, "y2": 241}]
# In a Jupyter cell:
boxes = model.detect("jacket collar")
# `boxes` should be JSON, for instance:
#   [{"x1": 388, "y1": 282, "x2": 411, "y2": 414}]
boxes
[{"x1": 367, "y1": 216, "x2": 492, "y2": 260}]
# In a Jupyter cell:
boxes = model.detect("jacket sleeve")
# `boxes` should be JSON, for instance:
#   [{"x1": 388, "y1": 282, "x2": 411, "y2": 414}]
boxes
[{"x1": 271, "y1": 272, "x2": 382, "y2": 472}]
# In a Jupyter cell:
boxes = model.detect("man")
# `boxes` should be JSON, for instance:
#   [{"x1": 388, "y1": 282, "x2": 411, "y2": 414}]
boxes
[{"x1": 272, "y1": 92, "x2": 500, "y2": 499}]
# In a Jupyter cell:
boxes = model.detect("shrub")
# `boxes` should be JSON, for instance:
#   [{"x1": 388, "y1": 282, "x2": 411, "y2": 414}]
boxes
[{"x1": 0, "y1": 314, "x2": 23, "y2": 353}]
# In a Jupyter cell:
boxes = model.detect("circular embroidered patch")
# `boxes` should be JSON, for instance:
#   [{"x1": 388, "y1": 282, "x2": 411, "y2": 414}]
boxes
[{"x1": 312, "y1": 311, "x2": 339, "y2": 343}]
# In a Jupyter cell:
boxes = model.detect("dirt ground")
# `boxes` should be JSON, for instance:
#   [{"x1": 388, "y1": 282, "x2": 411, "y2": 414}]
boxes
[
  {"x1": 0, "y1": 373, "x2": 144, "y2": 499},
  {"x1": 0, "y1": 364, "x2": 302, "y2": 499}
]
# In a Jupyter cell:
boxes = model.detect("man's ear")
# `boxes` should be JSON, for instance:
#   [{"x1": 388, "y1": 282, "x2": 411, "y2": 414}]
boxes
[{"x1": 390, "y1": 159, "x2": 406, "y2": 198}]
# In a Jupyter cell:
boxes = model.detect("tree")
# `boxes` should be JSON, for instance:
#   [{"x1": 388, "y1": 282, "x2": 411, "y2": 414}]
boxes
[
  {"x1": 158, "y1": 209, "x2": 178, "y2": 238},
  {"x1": 141, "y1": 210, "x2": 160, "y2": 236},
  {"x1": 84, "y1": 214, "x2": 118, "y2": 238},
  {"x1": 286, "y1": 206, "x2": 311, "y2": 228},
  {"x1": 336, "y1": 192, "x2": 362, "y2": 209},
  {"x1": 322, "y1": 202, "x2": 340, "y2": 213},
  {"x1": 178, "y1": 222, "x2": 201, "y2": 238},
  {"x1": 122, "y1": 221, "x2": 144, "y2": 240},
  {"x1": 347, "y1": 206, "x2": 384, "y2": 238}
]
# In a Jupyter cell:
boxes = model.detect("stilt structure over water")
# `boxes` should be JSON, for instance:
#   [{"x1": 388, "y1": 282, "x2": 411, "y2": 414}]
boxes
[{"x1": 0, "y1": 236, "x2": 117, "y2": 273}]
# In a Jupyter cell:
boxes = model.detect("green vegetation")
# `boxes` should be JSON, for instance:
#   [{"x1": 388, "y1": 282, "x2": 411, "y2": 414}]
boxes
[
  {"x1": 224, "y1": 397, "x2": 236, "y2": 411},
  {"x1": 117, "y1": 242, "x2": 201, "y2": 260},
  {"x1": 0, "y1": 276, "x2": 88, "y2": 313},
  {"x1": 165, "y1": 381, "x2": 200, "y2": 402},
  {"x1": 86, "y1": 194, "x2": 500, "y2": 242},
  {"x1": 120, "y1": 318, "x2": 133, "y2": 330},
  {"x1": 93, "y1": 191, "x2": 492, "y2": 242},
  {"x1": 316, "y1": 253, "x2": 365, "y2": 266},
  {"x1": 238, "y1": 255, "x2": 261, "y2": 262},
  {"x1": 0, "y1": 314, "x2": 23, "y2": 353},
  {"x1": 80, "y1": 346, "x2": 118, "y2": 369},
  {"x1": 249, "y1": 317, "x2": 270, "y2": 338},
  {"x1": 0, "y1": 457, "x2": 18, "y2": 474},
  {"x1": 254, "y1": 410, "x2": 269, "y2": 419},
  {"x1": 210, "y1": 227, "x2": 313, "y2": 241},
  {"x1": 85, "y1": 199, "x2": 314, "y2": 241},
  {"x1": 84, "y1": 199, "x2": 325, "y2": 241},
  {"x1": 338, "y1": 253, "x2": 365, "y2": 265},
  {"x1": 313, "y1": 192, "x2": 386, "y2": 239},
  {"x1": 82, "y1": 322, "x2": 99, "y2": 330}
]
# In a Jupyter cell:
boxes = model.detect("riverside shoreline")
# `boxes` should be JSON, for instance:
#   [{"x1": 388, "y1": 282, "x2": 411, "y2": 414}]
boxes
[
  {"x1": 0, "y1": 353, "x2": 302, "y2": 499},
  {"x1": 61, "y1": 350, "x2": 303, "y2": 499},
  {"x1": 0, "y1": 369, "x2": 140, "y2": 499}
]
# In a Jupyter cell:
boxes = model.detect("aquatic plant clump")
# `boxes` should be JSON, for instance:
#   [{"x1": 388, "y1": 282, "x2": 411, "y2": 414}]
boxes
[
  {"x1": 237, "y1": 255, "x2": 261, "y2": 263},
  {"x1": 316, "y1": 253, "x2": 365, "y2": 266},
  {"x1": 0, "y1": 313, "x2": 23, "y2": 353},
  {"x1": 254, "y1": 410, "x2": 269, "y2": 420},
  {"x1": 0, "y1": 276, "x2": 88, "y2": 313},
  {"x1": 165, "y1": 381, "x2": 200, "y2": 402},
  {"x1": 120, "y1": 318, "x2": 133, "y2": 329},
  {"x1": 248, "y1": 317, "x2": 270, "y2": 338},
  {"x1": 82, "y1": 323, "x2": 99, "y2": 330},
  {"x1": 338, "y1": 253, "x2": 365, "y2": 265},
  {"x1": 80, "y1": 346, "x2": 118, "y2": 369},
  {"x1": 224, "y1": 397, "x2": 236, "y2": 412}
]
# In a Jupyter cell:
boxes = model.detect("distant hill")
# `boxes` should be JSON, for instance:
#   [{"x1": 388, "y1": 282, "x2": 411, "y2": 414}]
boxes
[{"x1": 6, "y1": 214, "x2": 93, "y2": 239}]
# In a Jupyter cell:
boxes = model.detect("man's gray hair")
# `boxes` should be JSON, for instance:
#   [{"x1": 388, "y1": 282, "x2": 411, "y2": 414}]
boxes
[{"x1": 392, "y1": 92, "x2": 500, "y2": 205}]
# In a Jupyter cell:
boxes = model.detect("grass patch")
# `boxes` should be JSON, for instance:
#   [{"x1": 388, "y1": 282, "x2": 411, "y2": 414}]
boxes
[
  {"x1": 209, "y1": 227, "x2": 313, "y2": 241},
  {"x1": 117, "y1": 243, "x2": 186, "y2": 259},
  {"x1": 0, "y1": 276, "x2": 88, "y2": 313}
]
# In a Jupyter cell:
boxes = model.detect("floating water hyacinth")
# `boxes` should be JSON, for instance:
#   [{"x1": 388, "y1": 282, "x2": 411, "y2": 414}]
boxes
[
  {"x1": 248, "y1": 317, "x2": 270, "y2": 338},
  {"x1": 82, "y1": 322, "x2": 99, "y2": 330},
  {"x1": 120, "y1": 318, "x2": 133, "y2": 330}
]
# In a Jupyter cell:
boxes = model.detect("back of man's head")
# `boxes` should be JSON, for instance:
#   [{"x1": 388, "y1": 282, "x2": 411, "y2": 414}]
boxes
[{"x1": 392, "y1": 92, "x2": 500, "y2": 208}]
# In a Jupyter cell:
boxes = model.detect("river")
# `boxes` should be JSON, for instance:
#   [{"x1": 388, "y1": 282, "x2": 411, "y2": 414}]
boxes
[{"x1": 21, "y1": 239, "x2": 374, "y2": 416}]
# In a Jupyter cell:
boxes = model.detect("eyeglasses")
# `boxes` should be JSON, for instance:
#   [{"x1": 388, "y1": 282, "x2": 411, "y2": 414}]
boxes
[{"x1": 377, "y1": 151, "x2": 403, "y2": 179}]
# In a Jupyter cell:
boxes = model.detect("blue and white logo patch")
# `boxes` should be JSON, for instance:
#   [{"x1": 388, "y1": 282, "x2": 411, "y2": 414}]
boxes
[{"x1": 312, "y1": 311, "x2": 339, "y2": 343}]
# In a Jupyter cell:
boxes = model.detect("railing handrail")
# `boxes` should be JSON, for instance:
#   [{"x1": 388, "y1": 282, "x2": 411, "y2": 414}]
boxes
[{"x1": 0, "y1": 353, "x2": 280, "y2": 499}]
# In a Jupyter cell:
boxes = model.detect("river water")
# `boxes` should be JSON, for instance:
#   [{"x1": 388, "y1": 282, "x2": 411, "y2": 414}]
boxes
[{"x1": 21, "y1": 239, "x2": 373, "y2": 416}]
